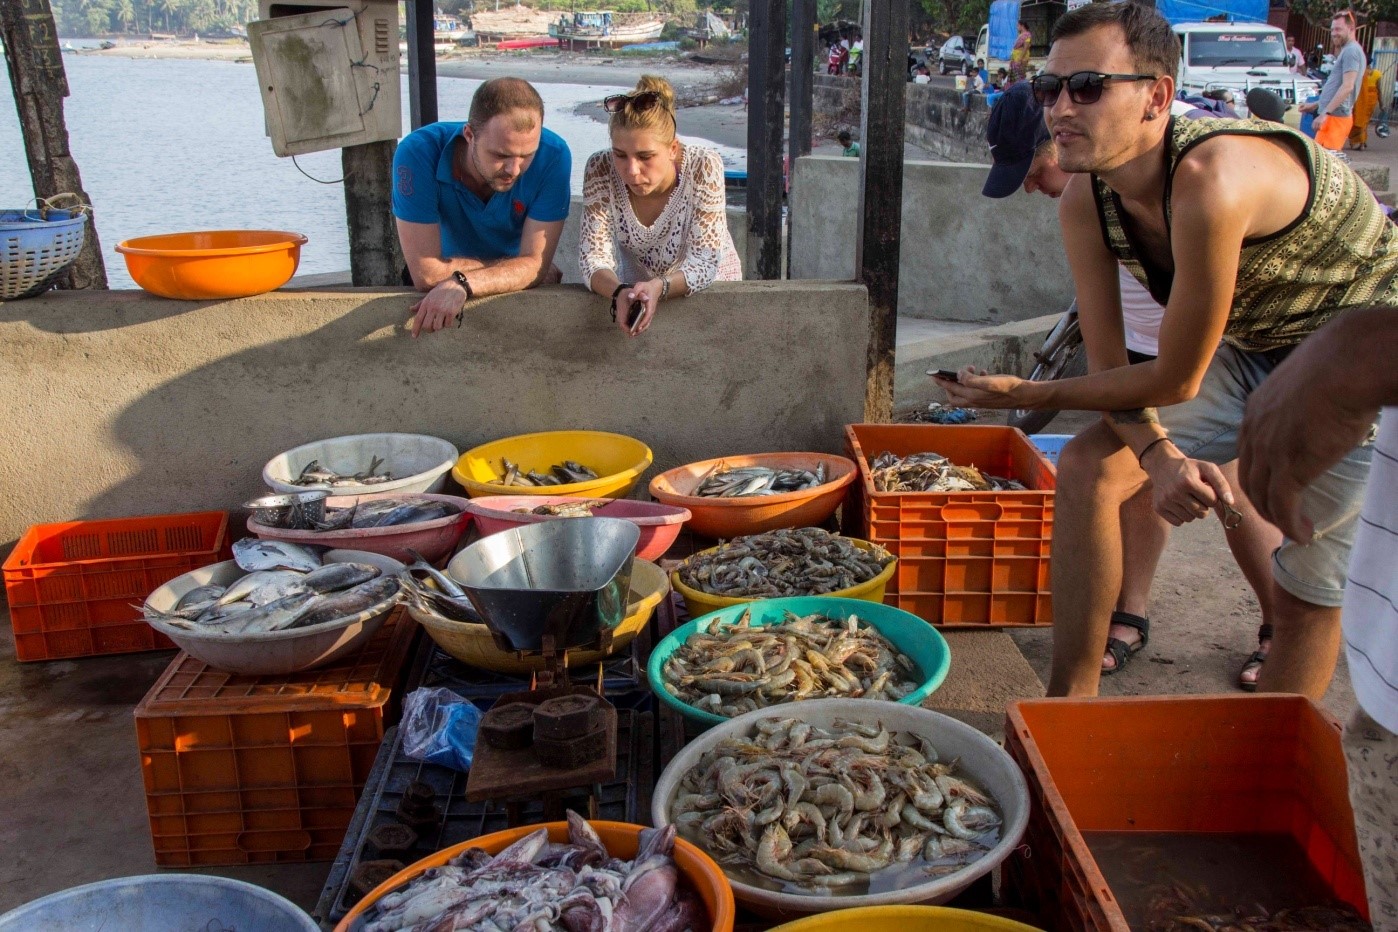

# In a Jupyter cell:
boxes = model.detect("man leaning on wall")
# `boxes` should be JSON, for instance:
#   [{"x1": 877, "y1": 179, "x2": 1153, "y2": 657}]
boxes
[{"x1": 392, "y1": 77, "x2": 572, "y2": 337}]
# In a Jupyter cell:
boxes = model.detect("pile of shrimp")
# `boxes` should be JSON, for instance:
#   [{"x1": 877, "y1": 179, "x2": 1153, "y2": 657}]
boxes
[{"x1": 669, "y1": 717, "x2": 1001, "y2": 890}]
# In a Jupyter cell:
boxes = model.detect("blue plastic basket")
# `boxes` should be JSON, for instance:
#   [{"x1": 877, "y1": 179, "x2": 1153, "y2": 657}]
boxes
[
  {"x1": 1030, "y1": 433, "x2": 1071, "y2": 466},
  {"x1": 0, "y1": 208, "x2": 88, "y2": 300}
]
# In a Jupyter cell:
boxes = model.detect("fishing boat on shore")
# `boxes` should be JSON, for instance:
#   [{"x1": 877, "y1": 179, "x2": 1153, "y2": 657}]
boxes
[
  {"x1": 549, "y1": 11, "x2": 664, "y2": 49},
  {"x1": 398, "y1": 12, "x2": 476, "y2": 54}
]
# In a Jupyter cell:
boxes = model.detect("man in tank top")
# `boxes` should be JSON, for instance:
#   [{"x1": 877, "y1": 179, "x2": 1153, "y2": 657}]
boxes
[{"x1": 939, "y1": 1, "x2": 1393, "y2": 701}]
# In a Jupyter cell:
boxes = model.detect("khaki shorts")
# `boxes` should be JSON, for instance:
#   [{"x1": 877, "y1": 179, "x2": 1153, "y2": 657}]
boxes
[{"x1": 1162, "y1": 344, "x2": 1373, "y2": 608}]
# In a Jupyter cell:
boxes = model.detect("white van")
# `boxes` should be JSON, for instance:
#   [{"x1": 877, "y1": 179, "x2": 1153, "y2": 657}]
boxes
[{"x1": 1173, "y1": 21, "x2": 1320, "y2": 116}]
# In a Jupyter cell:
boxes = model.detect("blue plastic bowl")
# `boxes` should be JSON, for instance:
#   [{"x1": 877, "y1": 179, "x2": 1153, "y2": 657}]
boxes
[{"x1": 648, "y1": 596, "x2": 952, "y2": 727}]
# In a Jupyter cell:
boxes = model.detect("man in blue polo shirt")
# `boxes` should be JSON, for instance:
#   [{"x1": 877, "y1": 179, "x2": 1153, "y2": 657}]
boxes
[{"x1": 393, "y1": 77, "x2": 571, "y2": 336}]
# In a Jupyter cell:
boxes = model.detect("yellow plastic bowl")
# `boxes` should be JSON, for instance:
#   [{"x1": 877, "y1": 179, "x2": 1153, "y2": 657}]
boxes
[
  {"x1": 671, "y1": 536, "x2": 896, "y2": 619},
  {"x1": 453, "y1": 430, "x2": 653, "y2": 499},
  {"x1": 767, "y1": 905, "x2": 1040, "y2": 931},
  {"x1": 407, "y1": 559, "x2": 668, "y2": 673},
  {"x1": 115, "y1": 230, "x2": 307, "y2": 299}
]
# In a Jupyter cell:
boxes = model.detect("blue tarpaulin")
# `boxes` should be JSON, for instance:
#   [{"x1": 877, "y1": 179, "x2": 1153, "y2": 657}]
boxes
[
  {"x1": 1154, "y1": 0, "x2": 1268, "y2": 23},
  {"x1": 988, "y1": 0, "x2": 1020, "y2": 59}
]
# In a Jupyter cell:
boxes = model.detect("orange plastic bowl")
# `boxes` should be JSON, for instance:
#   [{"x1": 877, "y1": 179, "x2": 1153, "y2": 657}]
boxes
[
  {"x1": 650, "y1": 453, "x2": 858, "y2": 539},
  {"x1": 115, "y1": 230, "x2": 307, "y2": 299},
  {"x1": 335, "y1": 820, "x2": 736, "y2": 932}
]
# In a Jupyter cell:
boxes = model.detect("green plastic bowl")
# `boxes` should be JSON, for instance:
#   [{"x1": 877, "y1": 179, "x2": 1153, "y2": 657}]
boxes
[{"x1": 648, "y1": 596, "x2": 951, "y2": 728}]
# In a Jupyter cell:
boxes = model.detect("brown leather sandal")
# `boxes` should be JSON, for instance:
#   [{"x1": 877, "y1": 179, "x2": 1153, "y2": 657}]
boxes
[
  {"x1": 1102, "y1": 611, "x2": 1149, "y2": 676},
  {"x1": 1238, "y1": 623, "x2": 1273, "y2": 693}
]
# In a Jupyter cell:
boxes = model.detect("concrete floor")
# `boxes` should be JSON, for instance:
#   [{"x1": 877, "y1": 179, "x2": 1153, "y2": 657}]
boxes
[{"x1": 0, "y1": 627, "x2": 330, "y2": 914}]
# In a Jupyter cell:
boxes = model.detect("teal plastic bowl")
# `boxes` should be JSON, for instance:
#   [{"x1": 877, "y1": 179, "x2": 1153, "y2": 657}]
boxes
[{"x1": 648, "y1": 596, "x2": 951, "y2": 728}]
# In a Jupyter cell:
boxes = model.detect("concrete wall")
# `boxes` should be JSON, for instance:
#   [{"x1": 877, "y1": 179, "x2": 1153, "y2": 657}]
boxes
[
  {"x1": 813, "y1": 75, "x2": 990, "y2": 163},
  {"x1": 0, "y1": 283, "x2": 868, "y2": 550},
  {"x1": 789, "y1": 155, "x2": 1072, "y2": 324},
  {"x1": 555, "y1": 196, "x2": 752, "y2": 284}
]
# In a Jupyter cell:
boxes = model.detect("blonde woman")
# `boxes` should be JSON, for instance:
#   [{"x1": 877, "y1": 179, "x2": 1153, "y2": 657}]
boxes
[{"x1": 580, "y1": 75, "x2": 742, "y2": 336}]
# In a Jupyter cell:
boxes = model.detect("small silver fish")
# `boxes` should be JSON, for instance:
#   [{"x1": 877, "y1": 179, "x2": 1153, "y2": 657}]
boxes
[
  {"x1": 300, "y1": 562, "x2": 381, "y2": 593},
  {"x1": 404, "y1": 549, "x2": 466, "y2": 598},
  {"x1": 216, "y1": 569, "x2": 306, "y2": 607},
  {"x1": 156, "y1": 591, "x2": 317, "y2": 633},
  {"x1": 291, "y1": 576, "x2": 400, "y2": 629},
  {"x1": 232, "y1": 538, "x2": 322, "y2": 573}
]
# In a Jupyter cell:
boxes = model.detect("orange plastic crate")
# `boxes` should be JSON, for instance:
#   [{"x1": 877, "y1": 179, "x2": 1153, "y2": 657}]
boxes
[
  {"x1": 844, "y1": 424, "x2": 1056, "y2": 627},
  {"x1": 1002, "y1": 696, "x2": 1369, "y2": 931},
  {"x1": 3, "y1": 511, "x2": 231, "y2": 661},
  {"x1": 133, "y1": 609, "x2": 416, "y2": 867}
]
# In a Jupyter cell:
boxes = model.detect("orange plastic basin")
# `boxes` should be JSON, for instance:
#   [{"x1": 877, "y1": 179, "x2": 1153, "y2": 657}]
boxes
[
  {"x1": 115, "y1": 230, "x2": 308, "y2": 299},
  {"x1": 336, "y1": 820, "x2": 736, "y2": 931},
  {"x1": 649, "y1": 453, "x2": 857, "y2": 539}
]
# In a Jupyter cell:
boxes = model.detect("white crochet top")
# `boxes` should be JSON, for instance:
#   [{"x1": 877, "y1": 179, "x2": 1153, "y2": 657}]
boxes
[{"x1": 578, "y1": 144, "x2": 742, "y2": 291}]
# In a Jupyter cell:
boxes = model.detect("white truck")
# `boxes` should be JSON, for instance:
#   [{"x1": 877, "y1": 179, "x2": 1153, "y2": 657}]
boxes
[{"x1": 1172, "y1": 21, "x2": 1320, "y2": 117}]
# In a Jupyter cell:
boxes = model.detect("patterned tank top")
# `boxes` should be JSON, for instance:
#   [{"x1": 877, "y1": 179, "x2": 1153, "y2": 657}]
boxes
[{"x1": 1092, "y1": 116, "x2": 1398, "y2": 352}]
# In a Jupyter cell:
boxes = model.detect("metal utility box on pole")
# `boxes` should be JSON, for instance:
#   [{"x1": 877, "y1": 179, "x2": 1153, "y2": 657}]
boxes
[
  {"x1": 787, "y1": 0, "x2": 815, "y2": 279},
  {"x1": 0, "y1": 0, "x2": 108, "y2": 290},
  {"x1": 746, "y1": 0, "x2": 787, "y2": 281},
  {"x1": 249, "y1": 0, "x2": 403, "y2": 284},
  {"x1": 856, "y1": 0, "x2": 909, "y2": 421}
]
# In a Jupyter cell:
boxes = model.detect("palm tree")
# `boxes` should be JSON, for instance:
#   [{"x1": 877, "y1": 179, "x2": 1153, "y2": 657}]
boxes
[{"x1": 116, "y1": 0, "x2": 135, "y2": 31}]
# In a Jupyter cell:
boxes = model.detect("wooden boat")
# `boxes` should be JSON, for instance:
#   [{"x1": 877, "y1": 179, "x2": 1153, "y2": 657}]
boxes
[{"x1": 548, "y1": 11, "x2": 664, "y2": 49}]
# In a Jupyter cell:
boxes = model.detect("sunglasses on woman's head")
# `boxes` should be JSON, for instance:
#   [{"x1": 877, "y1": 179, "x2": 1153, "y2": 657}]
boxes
[
  {"x1": 603, "y1": 90, "x2": 664, "y2": 113},
  {"x1": 1031, "y1": 70, "x2": 1157, "y2": 107}
]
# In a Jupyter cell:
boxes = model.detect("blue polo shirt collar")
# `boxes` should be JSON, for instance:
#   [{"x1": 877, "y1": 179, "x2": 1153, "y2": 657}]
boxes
[{"x1": 435, "y1": 129, "x2": 489, "y2": 210}]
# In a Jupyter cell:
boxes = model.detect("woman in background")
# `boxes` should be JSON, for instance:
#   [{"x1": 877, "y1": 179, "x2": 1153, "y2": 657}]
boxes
[{"x1": 579, "y1": 75, "x2": 742, "y2": 337}]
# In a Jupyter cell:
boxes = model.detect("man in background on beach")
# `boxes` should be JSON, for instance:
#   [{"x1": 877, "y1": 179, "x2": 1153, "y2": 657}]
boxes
[
  {"x1": 1299, "y1": 11, "x2": 1366, "y2": 154},
  {"x1": 393, "y1": 77, "x2": 571, "y2": 336}
]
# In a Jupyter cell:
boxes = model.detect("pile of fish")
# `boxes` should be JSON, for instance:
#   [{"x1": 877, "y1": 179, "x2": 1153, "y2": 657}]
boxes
[
  {"x1": 662, "y1": 609, "x2": 920, "y2": 717},
  {"x1": 870, "y1": 451, "x2": 1025, "y2": 493},
  {"x1": 294, "y1": 455, "x2": 394, "y2": 488},
  {"x1": 255, "y1": 496, "x2": 460, "y2": 533},
  {"x1": 397, "y1": 553, "x2": 483, "y2": 624},
  {"x1": 692, "y1": 463, "x2": 828, "y2": 498},
  {"x1": 677, "y1": 528, "x2": 893, "y2": 598},
  {"x1": 495, "y1": 458, "x2": 601, "y2": 488},
  {"x1": 359, "y1": 812, "x2": 706, "y2": 932},
  {"x1": 512, "y1": 500, "x2": 608, "y2": 518},
  {"x1": 141, "y1": 540, "x2": 399, "y2": 635},
  {"x1": 670, "y1": 718, "x2": 1002, "y2": 891}
]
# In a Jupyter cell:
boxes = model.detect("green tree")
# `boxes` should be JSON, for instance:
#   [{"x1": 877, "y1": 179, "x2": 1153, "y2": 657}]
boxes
[
  {"x1": 85, "y1": 1, "x2": 112, "y2": 33},
  {"x1": 1291, "y1": 0, "x2": 1398, "y2": 27},
  {"x1": 116, "y1": 0, "x2": 136, "y2": 30},
  {"x1": 919, "y1": 0, "x2": 987, "y2": 36}
]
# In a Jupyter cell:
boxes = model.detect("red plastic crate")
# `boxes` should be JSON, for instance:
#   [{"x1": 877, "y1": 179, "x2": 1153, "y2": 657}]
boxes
[
  {"x1": 134, "y1": 609, "x2": 416, "y2": 867},
  {"x1": 843, "y1": 424, "x2": 1056, "y2": 627},
  {"x1": 1003, "y1": 696, "x2": 1369, "y2": 931},
  {"x1": 3, "y1": 511, "x2": 231, "y2": 661}
]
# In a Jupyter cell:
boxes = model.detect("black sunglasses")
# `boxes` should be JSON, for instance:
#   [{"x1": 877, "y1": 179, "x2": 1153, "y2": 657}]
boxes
[
  {"x1": 603, "y1": 90, "x2": 664, "y2": 114},
  {"x1": 1031, "y1": 71, "x2": 1157, "y2": 107}
]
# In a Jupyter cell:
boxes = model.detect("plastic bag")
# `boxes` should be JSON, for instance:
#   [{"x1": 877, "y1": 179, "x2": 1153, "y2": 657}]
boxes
[{"x1": 400, "y1": 687, "x2": 483, "y2": 772}]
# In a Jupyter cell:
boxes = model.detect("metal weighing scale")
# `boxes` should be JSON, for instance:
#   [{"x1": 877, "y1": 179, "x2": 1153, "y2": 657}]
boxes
[{"x1": 444, "y1": 517, "x2": 640, "y2": 825}]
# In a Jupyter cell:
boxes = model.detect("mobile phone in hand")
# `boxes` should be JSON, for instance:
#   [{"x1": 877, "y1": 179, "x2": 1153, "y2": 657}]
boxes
[
  {"x1": 929, "y1": 368, "x2": 961, "y2": 382},
  {"x1": 626, "y1": 299, "x2": 645, "y2": 331}
]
